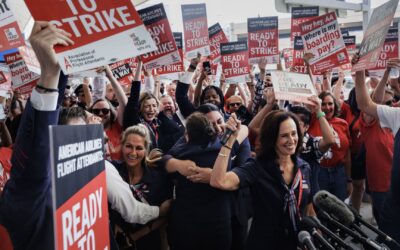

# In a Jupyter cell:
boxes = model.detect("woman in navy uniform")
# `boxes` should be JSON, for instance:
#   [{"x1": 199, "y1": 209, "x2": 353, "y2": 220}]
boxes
[{"x1": 211, "y1": 110, "x2": 314, "y2": 250}]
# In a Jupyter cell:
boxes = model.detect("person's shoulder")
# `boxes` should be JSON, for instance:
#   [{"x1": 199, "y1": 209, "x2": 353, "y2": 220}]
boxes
[{"x1": 296, "y1": 157, "x2": 311, "y2": 172}]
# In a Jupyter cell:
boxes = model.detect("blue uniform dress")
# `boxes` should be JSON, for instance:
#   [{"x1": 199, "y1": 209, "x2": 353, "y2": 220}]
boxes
[
  {"x1": 111, "y1": 161, "x2": 173, "y2": 250},
  {"x1": 233, "y1": 156, "x2": 312, "y2": 250},
  {"x1": 166, "y1": 137, "x2": 242, "y2": 250}
]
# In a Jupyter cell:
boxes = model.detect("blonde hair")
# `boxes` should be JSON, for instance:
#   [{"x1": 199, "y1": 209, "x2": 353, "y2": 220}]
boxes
[
  {"x1": 121, "y1": 124, "x2": 162, "y2": 167},
  {"x1": 139, "y1": 92, "x2": 159, "y2": 114}
]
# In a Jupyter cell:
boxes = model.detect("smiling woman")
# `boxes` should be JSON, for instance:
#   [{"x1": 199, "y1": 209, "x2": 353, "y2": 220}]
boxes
[
  {"x1": 308, "y1": 91, "x2": 351, "y2": 201},
  {"x1": 209, "y1": 110, "x2": 314, "y2": 250}
]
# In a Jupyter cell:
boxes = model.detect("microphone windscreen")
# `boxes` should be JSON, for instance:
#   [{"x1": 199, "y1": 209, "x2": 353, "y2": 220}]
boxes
[
  {"x1": 313, "y1": 190, "x2": 355, "y2": 226},
  {"x1": 298, "y1": 230, "x2": 311, "y2": 244},
  {"x1": 299, "y1": 217, "x2": 319, "y2": 232}
]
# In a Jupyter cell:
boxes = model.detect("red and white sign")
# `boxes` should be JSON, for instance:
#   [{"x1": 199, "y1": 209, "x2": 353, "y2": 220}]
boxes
[
  {"x1": 139, "y1": 3, "x2": 180, "y2": 71},
  {"x1": 4, "y1": 46, "x2": 41, "y2": 95},
  {"x1": 282, "y1": 48, "x2": 294, "y2": 70},
  {"x1": 343, "y1": 36, "x2": 357, "y2": 56},
  {"x1": 156, "y1": 32, "x2": 184, "y2": 79},
  {"x1": 352, "y1": 0, "x2": 399, "y2": 71},
  {"x1": 50, "y1": 125, "x2": 109, "y2": 250},
  {"x1": 271, "y1": 70, "x2": 317, "y2": 105},
  {"x1": 291, "y1": 37, "x2": 308, "y2": 74},
  {"x1": 25, "y1": 0, "x2": 156, "y2": 74},
  {"x1": 248, "y1": 16, "x2": 279, "y2": 64},
  {"x1": 208, "y1": 23, "x2": 229, "y2": 63},
  {"x1": 370, "y1": 27, "x2": 398, "y2": 71},
  {"x1": 301, "y1": 12, "x2": 349, "y2": 75},
  {"x1": 181, "y1": 4, "x2": 210, "y2": 59},
  {"x1": 221, "y1": 41, "x2": 249, "y2": 83},
  {"x1": 290, "y1": 6, "x2": 319, "y2": 46},
  {"x1": 110, "y1": 57, "x2": 138, "y2": 86},
  {"x1": 0, "y1": 3, "x2": 25, "y2": 51}
]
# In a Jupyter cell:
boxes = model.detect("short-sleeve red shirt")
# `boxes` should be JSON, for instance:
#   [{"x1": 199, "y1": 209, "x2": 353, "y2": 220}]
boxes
[
  {"x1": 359, "y1": 115, "x2": 394, "y2": 192},
  {"x1": 309, "y1": 116, "x2": 351, "y2": 167}
]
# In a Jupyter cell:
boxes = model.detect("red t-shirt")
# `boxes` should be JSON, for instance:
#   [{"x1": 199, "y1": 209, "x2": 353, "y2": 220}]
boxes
[
  {"x1": 350, "y1": 117, "x2": 364, "y2": 156},
  {"x1": 106, "y1": 122, "x2": 122, "y2": 161},
  {"x1": 309, "y1": 116, "x2": 351, "y2": 167},
  {"x1": 0, "y1": 147, "x2": 12, "y2": 194},
  {"x1": 359, "y1": 115, "x2": 394, "y2": 192},
  {"x1": 340, "y1": 102, "x2": 354, "y2": 126},
  {"x1": 0, "y1": 225, "x2": 12, "y2": 250}
]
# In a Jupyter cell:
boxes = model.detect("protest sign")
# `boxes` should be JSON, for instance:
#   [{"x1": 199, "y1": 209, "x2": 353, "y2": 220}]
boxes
[
  {"x1": 270, "y1": 70, "x2": 317, "y2": 104},
  {"x1": 4, "y1": 46, "x2": 41, "y2": 95},
  {"x1": 138, "y1": 3, "x2": 180, "y2": 71},
  {"x1": 291, "y1": 37, "x2": 308, "y2": 74},
  {"x1": 110, "y1": 57, "x2": 138, "y2": 86},
  {"x1": 248, "y1": 16, "x2": 279, "y2": 64},
  {"x1": 282, "y1": 48, "x2": 293, "y2": 70},
  {"x1": 181, "y1": 4, "x2": 210, "y2": 59},
  {"x1": 208, "y1": 23, "x2": 229, "y2": 63},
  {"x1": 290, "y1": 6, "x2": 319, "y2": 46},
  {"x1": 155, "y1": 32, "x2": 184, "y2": 78},
  {"x1": 0, "y1": 2, "x2": 25, "y2": 51},
  {"x1": 50, "y1": 124, "x2": 109, "y2": 250},
  {"x1": 370, "y1": 27, "x2": 398, "y2": 70},
  {"x1": 343, "y1": 36, "x2": 356, "y2": 56},
  {"x1": 352, "y1": 0, "x2": 399, "y2": 71},
  {"x1": 25, "y1": 0, "x2": 157, "y2": 74},
  {"x1": 221, "y1": 41, "x2": 249, "y2": 83},
  {"x1": 301, "y1": 12, "x2": 349, "y2": 75}
]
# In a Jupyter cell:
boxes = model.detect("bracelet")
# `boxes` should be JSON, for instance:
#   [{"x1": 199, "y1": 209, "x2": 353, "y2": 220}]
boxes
[
  {"x1": 316, "y1": 111, "x2": 326, "y2": 119},
  {"x1": 223, "y1": 145, "x2": 232, "y2": 150},
  {"x1": 36, "y1": 85, "x2": 58, "y2": 93},
  {"x1": 218, "y1": 153, "x2": 228, "y2": 157}
]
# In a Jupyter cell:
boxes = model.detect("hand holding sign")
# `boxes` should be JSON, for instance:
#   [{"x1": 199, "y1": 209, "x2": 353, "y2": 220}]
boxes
[
  {"x1": 29, "y1": 21, "x2": 74, "y2": 74},
  {"x1": 387, "y1": 58, "x2": 400, "y2": 69}
]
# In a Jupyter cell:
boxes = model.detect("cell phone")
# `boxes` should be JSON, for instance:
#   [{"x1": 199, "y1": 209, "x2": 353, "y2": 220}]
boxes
[{"x1": 203, "y1": 61, "x2": 212, "y2": 75}]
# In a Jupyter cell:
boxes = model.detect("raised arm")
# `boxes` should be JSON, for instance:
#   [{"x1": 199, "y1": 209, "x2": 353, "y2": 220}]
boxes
[
  {"x1": 248, "y1": 88, "x2": 275, "y2": 135},
  {"x1": 332, "y1": 71, "x2": 344, "y2": 102},
  {"x1": 103, "y1": 65, "x2": 128, "y2": 126},
  {"x1": 307, "y1": 96, "x2": 335, "y2": 153},
  {"x1": 123, "y1": 60, "x2": 143, "y2": 129},
  {"x1": 353, "y1": 54, "x2": 379, "y2": 118},
  {"x1": 0, "y1": 21, "x2": 74, "y2": 249},
  {"x1": 210, "y1": 115, "x2": 242, "y2": 191},
  {"x1": 82, "y1": 76, "x2": 93, "y2": 108},
  {"x1": 176, "y1": 56, "x2": 200, "y2": 118}
]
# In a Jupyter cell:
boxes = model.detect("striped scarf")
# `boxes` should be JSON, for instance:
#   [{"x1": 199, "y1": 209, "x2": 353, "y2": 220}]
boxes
[{"x1": 283, "y1": 168, "x2": 303, "y2": 233}]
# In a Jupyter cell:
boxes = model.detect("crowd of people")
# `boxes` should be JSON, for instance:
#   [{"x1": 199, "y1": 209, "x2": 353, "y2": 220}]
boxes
[{"x1": 0, "y1": 19, "x2": 399, "y2": 250}]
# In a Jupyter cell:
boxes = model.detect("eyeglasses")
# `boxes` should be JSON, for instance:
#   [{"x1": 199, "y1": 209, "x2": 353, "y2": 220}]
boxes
[
  {"x1": 229, "y1": 102, "x2": 241, "y2": 107},
  {"x1": 92, "y1": 108, "x2": 110, "y2": 115}
]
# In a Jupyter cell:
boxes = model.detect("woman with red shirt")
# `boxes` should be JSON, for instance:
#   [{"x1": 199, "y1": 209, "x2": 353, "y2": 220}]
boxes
[{"x1": 308, "y1": 91, "x2": 352, "y2": 201}]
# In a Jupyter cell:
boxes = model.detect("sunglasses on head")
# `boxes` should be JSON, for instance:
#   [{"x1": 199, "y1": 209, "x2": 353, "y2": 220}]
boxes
[
  {"x1": 229, "y1": 102, "x2": 241, "y2": 107},
  {"x1": 92, "y1": 108, "x2": 110, "y2": 115}
]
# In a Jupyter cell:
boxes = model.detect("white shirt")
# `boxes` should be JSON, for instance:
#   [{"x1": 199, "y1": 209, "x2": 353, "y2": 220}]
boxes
[
  {"x1": 377, "y1": 105, "x2": 400, "y2": 136},
  {"x1": 31, "y1": 88, "x2": 160, "y2": 224}
]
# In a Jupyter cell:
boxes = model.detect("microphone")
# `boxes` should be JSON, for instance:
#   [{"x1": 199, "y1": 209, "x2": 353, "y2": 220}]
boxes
[
  {"x1": 298, "y1": 230, "x2": 317, "y2": 250},
  {"x1": 220, "y1": 105, "x2": 247, "y2": 145},
  {"x1": 317, "y1": 210, "x2": 386, "y2": 250},
  {"x1": 299, "y1": 217, "x2": 335, "y2": 250},
  {"x1": 310, "y1": 216, "x2": 355, "y2": 250},
  {"x1": 347, "y1": 205, "x2": 400, "y2": 248},
  {"x1": 313, "y1": 190, "x2": 354, "y2": 226},
  {"x1": 314, "y1": 191, "x2": 372, "y2": 239}
]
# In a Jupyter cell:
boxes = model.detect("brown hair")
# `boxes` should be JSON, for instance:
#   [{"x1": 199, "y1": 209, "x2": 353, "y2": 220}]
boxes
[
  {"x1": 185, "y1": 112, "x2": 217, "y2": 146},
  {"x1": 257, "y1": 110, "x2": 303, "y2": 161},
  {"x1": 319, "y1": 91, "x2": 341, "y2": 117}
]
